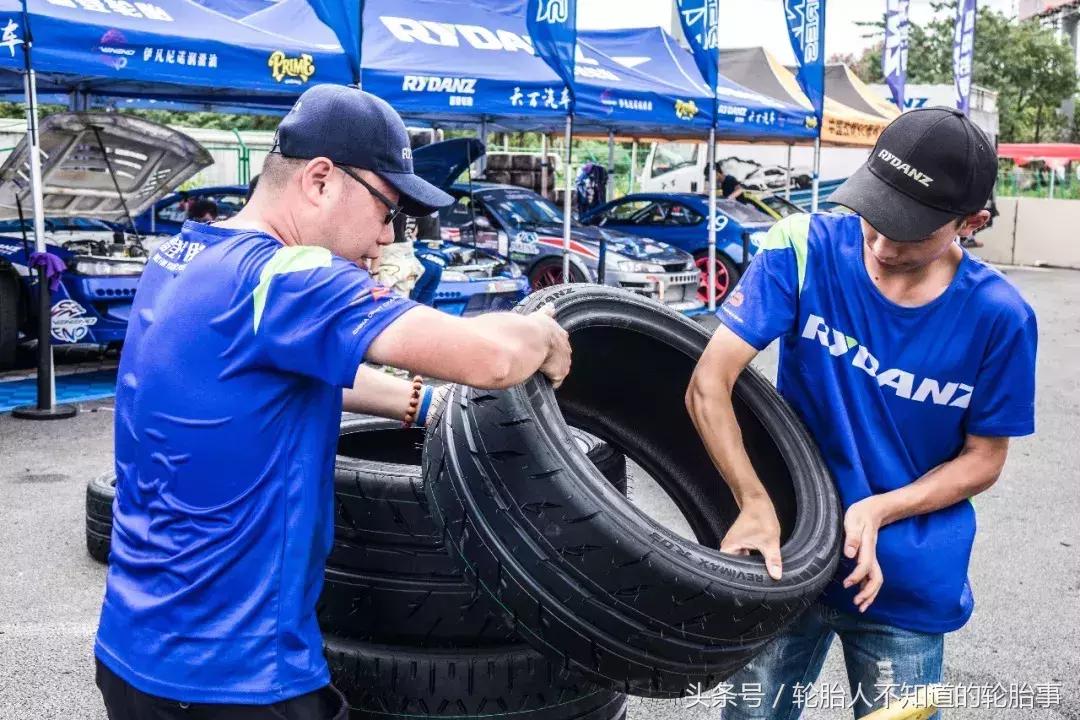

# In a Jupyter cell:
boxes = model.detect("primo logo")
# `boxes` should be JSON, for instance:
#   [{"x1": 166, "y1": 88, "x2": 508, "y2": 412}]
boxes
[
  {"x1": 801, "y1": 314, "x2": 973, "y2": 408},
  {"x1": 535, "y1": 0, "x2": 569, "y2": 24}
]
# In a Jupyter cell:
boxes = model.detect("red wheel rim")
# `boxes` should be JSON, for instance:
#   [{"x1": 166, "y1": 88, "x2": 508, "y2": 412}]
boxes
[
  {"x1": 695, "y1": 255, "x2": 730, "y2": 303},
  {"x1": 533, "y1": 265, "x2": 569, "y2": 290}
]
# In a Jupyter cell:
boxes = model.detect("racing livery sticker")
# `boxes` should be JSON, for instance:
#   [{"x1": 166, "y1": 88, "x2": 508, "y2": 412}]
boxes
[{"x1": 51, "y1": 299, "x2": 98, "y2": 343}]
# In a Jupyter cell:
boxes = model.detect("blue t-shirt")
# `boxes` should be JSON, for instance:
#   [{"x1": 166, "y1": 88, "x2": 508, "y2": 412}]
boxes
[
  {"x1": 719, "y1": 213, "x2": 1037, "y2": 633},
  {"x1": 95, "y1": 222, "x2": 417, "y2": 703}
]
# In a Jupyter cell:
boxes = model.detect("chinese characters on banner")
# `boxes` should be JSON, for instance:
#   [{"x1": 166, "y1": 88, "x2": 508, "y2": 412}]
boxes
[
  {"x1": 953, "y1": 0, "x2": 976, "y2": 115},
  {"x1": 883, "y1": 0, "x2": 910, "y2": 111}
]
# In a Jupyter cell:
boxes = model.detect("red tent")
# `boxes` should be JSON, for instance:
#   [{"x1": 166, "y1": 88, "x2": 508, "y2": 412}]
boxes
[{"x1": 998, "y1": 143, "x2": 1080, "y2": 167}]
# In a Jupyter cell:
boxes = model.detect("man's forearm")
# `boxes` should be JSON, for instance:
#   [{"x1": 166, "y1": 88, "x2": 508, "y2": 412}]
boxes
[
  {"x1": 342, "y1": 365, "x2": 416, "y2": 418},
  {"x1": 870, "y1": 436, "x2": 1009, "y2": 526},
  {"x1": 464, "y1": 312, "x2": 555, "y2": 388},
  {"x1": 686, "y1": 373, "x2": 770, "y2": 507}
]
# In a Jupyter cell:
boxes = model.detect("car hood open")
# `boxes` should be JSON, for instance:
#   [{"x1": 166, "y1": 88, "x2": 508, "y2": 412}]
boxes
[
  {"x1": 0, "y1": 112, "x2": 213, "y2": 221},
  {"x1": 412, "y1": 138, "x2": 486, "y2": 191}
]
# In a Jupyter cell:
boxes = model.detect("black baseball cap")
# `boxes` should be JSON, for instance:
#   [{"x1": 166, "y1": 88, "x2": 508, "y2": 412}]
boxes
[
  {"x1": 274, "y1": 84, "x2": 453, "y2": 217},
  {"x1": 830, "y1": 107, "x2": 997, "y2": 242}
]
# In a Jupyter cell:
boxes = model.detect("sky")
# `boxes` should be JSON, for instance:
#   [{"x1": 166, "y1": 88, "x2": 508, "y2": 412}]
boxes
[{"x1": 578, "y1": 0, "x2": 1019, "y2": 63}]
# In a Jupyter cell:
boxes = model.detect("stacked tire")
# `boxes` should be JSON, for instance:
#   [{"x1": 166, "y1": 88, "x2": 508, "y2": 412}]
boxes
[
  {"x1": 320, "y1": 416, "x2": 630, "y2": 720},
  {"x1": 85, "y1": 472, "x2": 116, "y2": 564}
]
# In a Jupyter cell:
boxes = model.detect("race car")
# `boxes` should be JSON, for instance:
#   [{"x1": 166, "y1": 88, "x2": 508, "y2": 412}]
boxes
[
  {"x1": 439, "y1": 183, "x2": 702, "y2": 312},
  {"x1": 132, "y1": 184, "x2": 250, "y2": 236},
  {"x1": 0, "y1": 113, "x2": 213, "y2": 370},
  {"x1": 579, "y1": 192, "x2": 775, "y2": 303}
]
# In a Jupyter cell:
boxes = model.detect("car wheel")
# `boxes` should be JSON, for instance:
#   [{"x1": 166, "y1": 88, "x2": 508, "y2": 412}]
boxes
[
  {"x1": 694, "y1": 250, "x2": 741, "y2": 304},
  {"x1": 423, "y1": 284, "x2": 842, "y2": 697},
  {"x1": 528, "y1": 258, "x2": 587, "y2": 291}
]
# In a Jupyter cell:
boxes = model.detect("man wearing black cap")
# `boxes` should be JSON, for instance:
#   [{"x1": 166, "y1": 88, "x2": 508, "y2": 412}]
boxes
[
  {"x1": 93, "y1": 85, "x2": 571, "y2": 719},
  {"x1": 687, "y1": 108, "x2": 1037, "y2": 718}
]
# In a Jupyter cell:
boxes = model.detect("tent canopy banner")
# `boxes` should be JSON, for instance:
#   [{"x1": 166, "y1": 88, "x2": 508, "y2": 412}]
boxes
[
  {"x1": 721, "y1": 47, "x2": 895, "y2": 147},
  {"x1": 0, "y1": 0, "x2": 352, "y2": 98}
]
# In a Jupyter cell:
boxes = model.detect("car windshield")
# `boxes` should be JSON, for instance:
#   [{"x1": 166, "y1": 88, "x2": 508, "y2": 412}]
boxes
[
  {"x1": 758, "y1": 195, "x2": 802, "y2": 218},
  {"x1": 485, "y1": 191, "x2": 564, "y2": 229},
  {"x1": 718, "y1": 199, "x2": 772, "y2": 224}
]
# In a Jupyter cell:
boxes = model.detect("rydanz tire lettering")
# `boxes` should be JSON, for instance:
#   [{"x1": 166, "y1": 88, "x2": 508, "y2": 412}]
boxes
[{"x1": 801, "y1": 313, "x2": 972, "y2": 408}]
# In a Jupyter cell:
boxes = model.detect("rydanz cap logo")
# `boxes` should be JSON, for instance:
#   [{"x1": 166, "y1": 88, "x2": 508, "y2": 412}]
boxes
[
  {"x1": 401, "y1": 147, "x2": 412, "y2": 160},
  {"x1": 878, "y1": 149, "x2": 933, "y2": 187}
]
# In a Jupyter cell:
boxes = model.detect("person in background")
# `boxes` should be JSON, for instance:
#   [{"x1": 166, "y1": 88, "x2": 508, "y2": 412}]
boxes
[
  {"x1": 186, "y1": 198, "x2": 218, "y2": 223},
  {"x1": 708, "y1": 162, "x2": 744, "y2": 200}
]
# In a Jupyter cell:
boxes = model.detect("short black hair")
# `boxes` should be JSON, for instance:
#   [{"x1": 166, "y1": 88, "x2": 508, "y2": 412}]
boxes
[{"x1": 187, "y1": 198, "x2": 218, "y2": 220}]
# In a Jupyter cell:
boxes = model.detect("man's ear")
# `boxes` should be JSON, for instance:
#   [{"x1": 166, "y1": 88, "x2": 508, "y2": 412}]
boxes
[
  {"x1": 299, "y1": 157, "x2": 335, "y2": 205},
  {"x1": 959, "y1": 209, "x2": 990, "y2": 236}
]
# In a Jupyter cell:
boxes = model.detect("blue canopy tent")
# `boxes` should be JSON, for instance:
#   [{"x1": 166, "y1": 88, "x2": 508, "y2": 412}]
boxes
[
  {"x1": 0, "y1": 0, "x2": 353, "y2": 104},
  {"x1": 578, "y1": 27, "x2": 815, "y2": 142},
  {"x1": 357, "y1": 0, "x2": 566, "y2": 130}
]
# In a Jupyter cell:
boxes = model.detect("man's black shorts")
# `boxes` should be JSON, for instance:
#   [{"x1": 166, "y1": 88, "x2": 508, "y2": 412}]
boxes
[{"x1": 96, "y1": 659, "x2": 347, "y2": 719}]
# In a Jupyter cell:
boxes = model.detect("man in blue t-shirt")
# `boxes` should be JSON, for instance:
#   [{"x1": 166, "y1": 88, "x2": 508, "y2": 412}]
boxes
[
  {"x1": 687, "y1": 108, "x2": 1037, "y2": 719},
  {"x1": 94, "y1": 85, "x2": 572, "y2": 719}
]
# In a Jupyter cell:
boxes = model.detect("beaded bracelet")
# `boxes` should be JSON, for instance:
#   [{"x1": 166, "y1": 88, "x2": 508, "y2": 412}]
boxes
[{"x1": 402, "y1": 375, "x2": 423, "y2": 429}]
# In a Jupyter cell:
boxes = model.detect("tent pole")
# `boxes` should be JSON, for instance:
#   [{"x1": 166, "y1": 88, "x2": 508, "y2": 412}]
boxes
[
  {"x1": 629, "y1": 139, "x2": 638, "y2": 194},
  {"x1": 707, "y1": 127, "x2": 717, "y2": 312},
  {"x1": 540, "y1": 133, "x2": 549, "y2": 198},
  {"x1": 479, "y1": 119, "x2": 488, "y2": 176},
  {"x1": 1049, "y1": 165, "x2": 1056, "y2": 199},
  {"x1": 562, "y1": 115, "x2": 573, "y2": 284},
  {"x1": 12, "y1": 63, "x2": 76, "y2": 419},
  {"x1": 785, "y1": 144, "x2": 793, "y2": 201},
  {"x1": 606, "y1": 129, "x2": 614, "y2": 202},
  {"x1": 810, "y1": 136, "x2": 821, "y2": 212}
]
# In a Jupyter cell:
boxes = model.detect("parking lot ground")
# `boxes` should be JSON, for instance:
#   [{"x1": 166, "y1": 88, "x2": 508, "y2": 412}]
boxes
[{"x1": 0, "y1": 266, "x2": 1076, "y2": 720}]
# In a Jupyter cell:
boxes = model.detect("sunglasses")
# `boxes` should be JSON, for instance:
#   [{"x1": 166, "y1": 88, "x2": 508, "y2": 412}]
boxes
[{"x1": 337, "y1": 165, "x2": 402, "y2": 226}]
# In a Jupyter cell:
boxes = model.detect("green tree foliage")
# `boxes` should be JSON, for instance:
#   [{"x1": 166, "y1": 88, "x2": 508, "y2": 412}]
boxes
[{"x1": 851, "y1": 1, "x2": 1077, "y2": 142}]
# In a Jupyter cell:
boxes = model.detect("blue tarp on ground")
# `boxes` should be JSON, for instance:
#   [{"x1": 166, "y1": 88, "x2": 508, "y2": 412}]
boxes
[{"x1": 0, "y1": 0, "x2": 352, "y2": 102}]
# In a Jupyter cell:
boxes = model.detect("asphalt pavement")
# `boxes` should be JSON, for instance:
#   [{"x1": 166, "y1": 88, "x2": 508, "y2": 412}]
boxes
[{"x1": 0, "y1": 266, "x2": 1076, "y2": 720}]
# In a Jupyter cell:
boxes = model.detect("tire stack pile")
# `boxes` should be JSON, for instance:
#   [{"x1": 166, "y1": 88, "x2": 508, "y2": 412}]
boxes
[
  {"x1": 86, "y1": 284, "x2": 843, "y2": 717},
  {"x1": 320, "y1": 417, "x2": 631, "y2": 720},
  {"x1": 483, "y1": 153, "x2": 549, "y2": 195}
]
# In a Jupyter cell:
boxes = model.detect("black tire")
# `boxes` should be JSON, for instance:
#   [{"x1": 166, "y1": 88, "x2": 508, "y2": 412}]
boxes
[
  {"x1": 0, "y1": 268, "x2": 19, "y2": 371},
  {"x1": 320, "y1": 417, "x2": 626, "y2": 645},
  {"x1": 324, "y1": 636, "x2": 625, "y2": 720},
  {"x1": 86, "y1": 472, "x2": 116, "y2": 564},
  {"x1": 424, "y1": 284, "x2": 841, "y2": 697}
]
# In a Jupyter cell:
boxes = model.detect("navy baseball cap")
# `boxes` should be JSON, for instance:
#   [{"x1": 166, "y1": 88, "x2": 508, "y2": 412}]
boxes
[
  {"x1": 274, "y1": 84, "x2": 453, "y2": 217},
  {"x1": 830, "y1": 107, "x2": 997, "y2": 242}
]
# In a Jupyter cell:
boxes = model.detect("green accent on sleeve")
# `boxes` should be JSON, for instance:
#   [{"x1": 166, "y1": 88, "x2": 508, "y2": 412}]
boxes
[
  {"x1": 758, "y1": 213, "x2": 810, "y2": 294},
  {"x1": 846, "y1": 335, "x2": 858, "y2": 349},
  {"x1": 252, "y1": 245, "x2": 333, "y2": 332}
]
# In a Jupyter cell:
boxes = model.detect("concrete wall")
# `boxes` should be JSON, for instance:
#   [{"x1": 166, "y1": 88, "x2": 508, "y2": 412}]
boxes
[{"x1": 972, "y1": 196, "x2": 1080, "y2": 270}]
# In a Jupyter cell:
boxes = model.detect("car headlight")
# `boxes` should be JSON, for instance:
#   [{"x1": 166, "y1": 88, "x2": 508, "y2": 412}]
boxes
[
  {"x1": 71, "y1": 259, "x2": 144, "y2": 276},
  {"x1": 684, "y1": 258, "x2": 695, "y2": 271},
  {"x1": 749, "y1": 231, "x2": 768, "y2": 248},
  {"x1": 616, "y1": 259, "x2": 665, "y2": 273}
]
